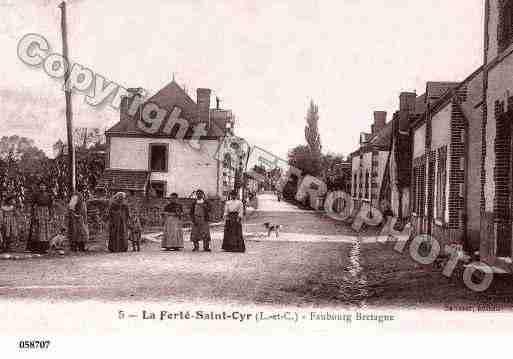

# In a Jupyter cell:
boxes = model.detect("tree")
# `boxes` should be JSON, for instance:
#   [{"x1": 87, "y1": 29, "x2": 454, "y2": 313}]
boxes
[
  {"x1": 321, "y1": 152, "x2": 351, "y2": 192},
  {"x1": 288, "y1": 145, "x2": 317, "y2": 176},
  {"x1": 0, "y1": 136, "x2": 49, "y2": 203},
  {"x1": 18, "y1": 146, "x2": 48, "y2": 174},
  {"x1": 305, "y1": 100, "x2": 321, "y2": 153},
  {"x1": 73, "y1": 127, "x2": 104, "y2": 150},
  {"x1": 0, "y1": 135, "x2": 45, "y2": 161},
  {"x1": 50, "y1": 128, "x2": 107, "y2": 198},
  {"x1": 304, "y1": 100, "x2": 322, "y2": 176}
]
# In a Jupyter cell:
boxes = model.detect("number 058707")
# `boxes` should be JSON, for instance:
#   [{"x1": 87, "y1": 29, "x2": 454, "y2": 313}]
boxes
[{"x1": 18, "y1": 340, "x2": 51, "y2": 350}]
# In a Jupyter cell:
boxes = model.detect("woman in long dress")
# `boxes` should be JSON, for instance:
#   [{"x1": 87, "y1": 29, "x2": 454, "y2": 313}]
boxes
[
  {"x1": 0, "y1": 195, "x2": 19, "y2": 253},
  {"x1": 222, "y1": 190, "x2": 245, "y2": 253},
  {"x1": 69, "y1": 191, "x2": 89, "y2": 252},
  {"x1": 27, "y1": 183, "x2": 54, "y2": 254},
  {"x1": 162, "y1": 193, "x2": 184, "y2": 251},
  {"x1": 190, "y1": 189, "x2": 212, "y2": 252},
  {"x1": 108, "y1": 192, "x2": 129, "y2": 253}
]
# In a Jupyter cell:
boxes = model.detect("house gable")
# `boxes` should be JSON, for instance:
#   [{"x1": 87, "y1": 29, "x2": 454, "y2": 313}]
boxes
[{"x1": 106, "y1": 80, "x2": 225, "y2": 139}]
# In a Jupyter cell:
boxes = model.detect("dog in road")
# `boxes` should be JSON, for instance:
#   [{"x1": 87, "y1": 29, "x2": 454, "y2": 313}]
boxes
[{"x1": 263, "y1": 222, "x2": 281, "y2": 238}]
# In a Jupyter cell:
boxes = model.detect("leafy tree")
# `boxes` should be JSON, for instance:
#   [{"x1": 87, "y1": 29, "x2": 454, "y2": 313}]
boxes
[
  {"x1": 0, "y1": 135, "x2": 45, "y2": 161},
  {"x1": 321, "y1": 152, "x2": 351, "y2": 192},
  {"x1": 288, "y1": 145, "x2": 318, "y2": 176},
  {"x1": 0, "y1": 136, "x2": 49, "y2": 203},
  {"x1": 0, "y1": 133, "x2": 108, "y2": 204},
  {"x1": 73, "y1": 127, "x2": 104, "y2": 150},
  {"x1": 304, "y1": 100, "x2": 322, "y2": 176},
  {"x1": 52, "y1": 129, "x2": 107, "y2": 199},
  {"x1": 305, "y1": 100, "x2": 321, "y2": 153}
]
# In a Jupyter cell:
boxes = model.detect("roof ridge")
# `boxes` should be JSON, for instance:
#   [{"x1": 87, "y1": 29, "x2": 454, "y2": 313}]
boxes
[{"x1": 146, "y1": 80, "x2": 197, "y2": 107}]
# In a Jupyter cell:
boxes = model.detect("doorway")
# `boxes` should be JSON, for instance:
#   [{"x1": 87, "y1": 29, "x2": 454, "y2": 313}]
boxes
[{"x1": 494, "y1": 111, "x2": 512, "y2": 257}]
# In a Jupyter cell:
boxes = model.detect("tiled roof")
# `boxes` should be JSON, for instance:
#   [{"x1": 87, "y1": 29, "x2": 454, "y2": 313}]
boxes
[
  {"x1": 106, "y1": 80, "x2": 226, "y2": 138},
  {"x1": 369, "y1": 120, "x2": 393, "y2": 148},
  {"x1": 96, "y1": 170, "x2": 150, "y2": 192},
  {"x1": 427, "y1": 81, "x2": 459, "y2": 94},
  {"x1": 414, "y1": 93, "x2": 427, "y2": 114},
  {"x1": 147, "y1": 81, "x2": 198, "y2": 114},
  {"x1": 426, "y1": 82, "x2": 459, "y2": 101}
]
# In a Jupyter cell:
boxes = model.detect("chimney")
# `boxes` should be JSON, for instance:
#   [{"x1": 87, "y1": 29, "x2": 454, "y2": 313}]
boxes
[
  {"x1": 121, "y1": 87, "x2": 144, "y2": 123},
  {"x1": 399, "y1": 92, "x2": 416, "y2": 112},
  {"x1": 371, "y1": 111, "x2": 386, "y2": 134},
  {"x1": 120, "y1": 95, "x2": 130, "y2": 123},
  {"x1": 197, "y1": 88, "x2": 212, "y2": 128},
  {"x1": 399, "y1": 92, "x2": 417, "y2": 131}
]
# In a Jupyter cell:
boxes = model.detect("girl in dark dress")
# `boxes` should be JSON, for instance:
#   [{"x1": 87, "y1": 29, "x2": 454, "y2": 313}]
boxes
[
  {"x1": 222, "y1": 190, "x2": 245, "y2": 253},
  {"x1": 190, "y1": 189, "x2": 212, "y2": 252},
  {"x1": 108, "y1": 192, "x2": 129, "y2": 253},
  {"x1": 69, "y1": 190, "x2": 89, "y2": 252},
  {"x1": 27, "y1": 183, "x2": 54, "y2": 254}
]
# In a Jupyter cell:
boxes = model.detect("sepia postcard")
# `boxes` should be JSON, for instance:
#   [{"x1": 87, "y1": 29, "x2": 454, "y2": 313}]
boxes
[{"x1": 0, "y1": 0, "x2": 512, "y2": 356}]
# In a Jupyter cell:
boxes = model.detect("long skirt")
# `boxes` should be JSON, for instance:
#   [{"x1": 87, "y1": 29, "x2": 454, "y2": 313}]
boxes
[
  {"x1": 108, "y1": 218, "x2": 128, "y2": 253},
  {"x1": 191, "y1": 219, "x2": 211, "y2": 244},
  {"x1": 2, "y1": 211, "x2": 18, "y2": 238},
  {"x1": 1, "y1": 212, "x2": 17, "y2": 251},
  {"x1": 222, "y1": 212, "x2": 245, "y2": 253},
  {"x1": 162, "y1": 215, "x2": 184, "y2": 249},
  {"x1": 69, "y1": 212, "x2": 89, "y2": 245},
  {"x1": 27, "y1": 206, "x2": 52, "y2": 253}
]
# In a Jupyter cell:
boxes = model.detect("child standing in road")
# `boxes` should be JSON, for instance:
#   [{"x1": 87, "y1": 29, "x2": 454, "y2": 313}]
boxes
[
  {"x1": 190, "y1": 189, "x2": 212, "y2": 252},
  {"x1": 0, "y1": 195, "x2": 19, "y2": 253},
  {"x1": 129, "y1": 212, "x2": 143, "y2": 252}
]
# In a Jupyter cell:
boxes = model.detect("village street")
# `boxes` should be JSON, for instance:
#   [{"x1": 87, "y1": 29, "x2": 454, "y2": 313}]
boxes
[
  {"x1": 1, "y1": 194, "x2": 513, "y2": 308},
  {"x1": 0, "y1": 194, "x2": 363, "y2": 306}
]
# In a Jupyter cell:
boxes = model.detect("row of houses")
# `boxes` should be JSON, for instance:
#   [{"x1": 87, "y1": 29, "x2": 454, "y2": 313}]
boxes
[{"x1": 350, "y1": 0, "x2": 513, "y2": 270}]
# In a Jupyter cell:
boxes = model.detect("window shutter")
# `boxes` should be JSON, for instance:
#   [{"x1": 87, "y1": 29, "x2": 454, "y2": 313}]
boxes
[{"x1": 499, "y1": 0, "x2": 513, "y2": 51}]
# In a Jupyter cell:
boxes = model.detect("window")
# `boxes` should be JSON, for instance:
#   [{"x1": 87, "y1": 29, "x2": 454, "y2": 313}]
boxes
[
  {"x1": 412, "y1": 163, "x2": 426, "y2": 216},
  {"x1": 149, "y1": 144, "x2": 168, "y2": 172},
  {"x1": 359, "y1": 171, "x2": 363, "y2": 198},
  {"x1": 499, "y1": 0, "x2": 513, "y2": 52},
  {"x1": 412, "y1": 167, "x2": 418, "y2": 213},
  {"x1": 436, "y1": 147, "x2": 447, "y2": 221},
  {"x1": 418, "y1": 163, "x2": 426, "y2": 217},
  {"x1": 150, "y1": 181, "x2": 166, "y2": 198},
  {"x1": 364, "y1": 171, "x2": 370, "y2": 199}
]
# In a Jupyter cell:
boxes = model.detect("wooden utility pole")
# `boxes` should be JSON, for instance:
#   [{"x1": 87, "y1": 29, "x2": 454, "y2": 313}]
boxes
[{"x1": 59, "y1": 1, "x2": 76, "y2": 194}]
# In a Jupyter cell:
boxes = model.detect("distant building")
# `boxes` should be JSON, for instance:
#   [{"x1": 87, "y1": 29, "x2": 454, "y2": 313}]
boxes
[
  {"x1": 349, "y1": 111, "x2": 391, "y2": 214},
  {"x1": 380, "y1": 92, "x2": 422, "y2": 222}
]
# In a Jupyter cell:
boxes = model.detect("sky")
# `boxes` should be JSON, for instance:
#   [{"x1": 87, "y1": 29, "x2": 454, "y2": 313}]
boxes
[{"x1": 0, "y1": 0, "x2": 484, "y2": 159}]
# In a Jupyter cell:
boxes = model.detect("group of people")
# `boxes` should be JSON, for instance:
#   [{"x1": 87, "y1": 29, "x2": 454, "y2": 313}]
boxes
[
  {"x1": 160, "y1": 189, "x2": 245, "y2": 253},
  {"x1": 0, "y1": 183, "x2": 82, "y2": 254},
  {"x1": 107, "y1": 188, "x2": 246, "y2": 253},
  {"x1": 0, "y1": 183, "x2": 246, "y2": 255}
]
